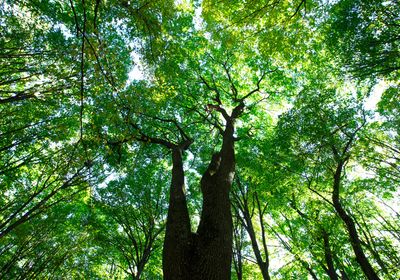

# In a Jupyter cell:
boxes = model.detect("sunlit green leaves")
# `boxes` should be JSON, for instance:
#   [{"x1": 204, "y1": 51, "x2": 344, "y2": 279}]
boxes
[{"x1": 1, "y1": 0, "x2": 399, "y2": 278}]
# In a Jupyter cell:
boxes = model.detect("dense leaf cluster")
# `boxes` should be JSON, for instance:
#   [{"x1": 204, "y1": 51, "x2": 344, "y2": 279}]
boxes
[{"x1": 0, "y1": 0, "x2": 398, "y2": 279}]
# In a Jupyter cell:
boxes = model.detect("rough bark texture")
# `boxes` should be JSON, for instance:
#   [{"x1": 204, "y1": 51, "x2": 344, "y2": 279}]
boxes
[
  {"x1": 332, "y1": 162, "x2": 380, "y2": 280},
  {"x1": 163, "y1": 117, "x2": 238, "y2": 279},
  {"x1": 194, "y1": 122, "x2": 235, "y2": 280},
  {"x1": 162, "y1": 148, "x2": 192, "y2": 280}
]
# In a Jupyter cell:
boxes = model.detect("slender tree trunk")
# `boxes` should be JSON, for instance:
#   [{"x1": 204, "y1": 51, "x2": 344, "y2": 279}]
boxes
[
  {"x1": 332, "y1": 162, "x2": 380, "y2": 280},
  {"x1": 300, "y1": 259, "x2": 319, "y2": 280},
  {"x1": 232, "y1": 225, "x2": 244, "y2": 280},
  {"x1": 340, "y1": 269, "x2": 350, "y2": 280},
  {"x1": 322, "y1": 230, "x2": 338, "y2": 280},
  {"x1": 241, "y1": 206, "x2": 270, "y2": 280},
  {"x1": 247, "y1": 223, "x2": 270, "y2": 280},
  {"x1": 255, "y1": 193, "x2": 271, "y2": 280},
  {"x1": 356, "y1": 214, "x2": 393, "y2": 280}
]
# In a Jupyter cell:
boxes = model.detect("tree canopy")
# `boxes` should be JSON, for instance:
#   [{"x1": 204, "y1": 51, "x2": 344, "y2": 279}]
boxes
[{"x1": 0, "y1": 0, "x2": 399, "y2": 279}]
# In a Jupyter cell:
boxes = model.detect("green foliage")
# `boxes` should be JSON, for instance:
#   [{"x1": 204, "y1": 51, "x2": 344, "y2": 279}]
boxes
[
  {"x1": 1, "y1": 0, "x2": 399, "y2": 279},
  {"x1": 326, "y1": 0, "x2": 400, "y2": 79}
]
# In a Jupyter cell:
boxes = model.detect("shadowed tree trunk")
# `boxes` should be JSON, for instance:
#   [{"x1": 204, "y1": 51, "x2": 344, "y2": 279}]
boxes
[
  {"x1": 162, "y1": 102, "x2": 245, "y2": 280},
  {"x1": 162, "y1": 147, "x2": 192, "y2": 279},
  {"x1": 232, "y1": 179, "x2": 271, "y2": 280},
  {"x1": 322, "y1": 230, "x2": 338, "y2": 280},
  {"x1": 326, "y1": 119, "x2": 381, "y2": 280},
  {"x1": 126, "y1": 63, "x2": 265, "y2": 279},
  {"x1": 332, "y1": 159, "x2": 380, "y2": 280},
  {"x1": 289, "y1": 197, "x2": 340, "y2": 280},
  {"x1": 194, "y1": 119, "x2": 235, "y2": 280}
]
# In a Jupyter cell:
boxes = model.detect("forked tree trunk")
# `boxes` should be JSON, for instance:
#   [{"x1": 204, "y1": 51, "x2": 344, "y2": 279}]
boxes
[
  {"x1": 194, "y1": 121, "x2": 235, "y2": 280},
  {"x1": 162, "y1": 119, "x2": 237, "y2": 280}
]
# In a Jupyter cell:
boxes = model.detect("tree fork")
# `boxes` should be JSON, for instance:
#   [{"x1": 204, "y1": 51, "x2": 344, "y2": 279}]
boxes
[{"x1": 162, "y1": 109, "x2": 242, "y2": 279}]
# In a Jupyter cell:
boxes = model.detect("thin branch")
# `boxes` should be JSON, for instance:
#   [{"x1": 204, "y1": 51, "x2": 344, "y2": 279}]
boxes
[
  {"x1": 222, "y1": 61, "x2": 238, "y2": 101},
  {"x1": 139, "y1": 113, "x2": 191, "y2": 142},
  {"x1": 239, "y1": 71, "x2": 268, "y2": 102},
  {"x1": 93, "y1": 0, "x2": 101, "y2": 30},
  {"x1": 79, "y1": 0, "x2": 87, "y2": 142},
  {"x1": 290, "y1": 0, "x2": 306, "y2": 19},
  {"x1": 200, "y1": 74, "x2": 222, "y2": 105}
]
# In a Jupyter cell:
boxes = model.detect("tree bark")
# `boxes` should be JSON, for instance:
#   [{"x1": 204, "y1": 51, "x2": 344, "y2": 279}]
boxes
[
  {"x1": 162, "y1": 148, "x2": 192, "y2": 280},
  {"x1": 162, "y1": 99, "x2": 246, "y2": 279},
  {"x1": 194, "y1": 121, "x2": 235, "y2": 280},
  {"x1": 322, "y1": 230, "x2": 338, "y2": 280},
  {"x1": 162, "y1": 119, "x2": 237, "y2": 279},
  {"x1": 332, "y1": 161, "x2": 380, "y2": 280}
]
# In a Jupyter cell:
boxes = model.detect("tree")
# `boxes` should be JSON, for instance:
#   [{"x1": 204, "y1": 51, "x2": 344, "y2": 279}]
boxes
[
  {"x1": 327, "y1": 0, "x2": 400, "y2": 79},
  {"x1": 93, "y1": 149, "x2": 167, "y2": 279},
  {"x1": 232, "y1": 176, "x2": 271, "y2": 280},
  {"x1": 1, "y1": 0, "x2": 399, "y2": 279},
  {"x1": 274, "y1": 85, "x2": 399, "y2": 279}
]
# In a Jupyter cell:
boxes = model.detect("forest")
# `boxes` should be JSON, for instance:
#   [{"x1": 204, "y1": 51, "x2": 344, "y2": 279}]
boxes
[{"x1": 0, "y1": 0, "x2": 399, "y2": 279}]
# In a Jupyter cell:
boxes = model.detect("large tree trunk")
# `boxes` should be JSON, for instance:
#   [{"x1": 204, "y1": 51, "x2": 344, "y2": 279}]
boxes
[
  {"x1": 194, "y1": 121, "x2": 235, "y2": 280},
  {"x1": 162, "y1": 148, "x2": 192, "y2": 280},
  {"x1": 162, "y1": 119, "x2": 237, "y2": 279}
]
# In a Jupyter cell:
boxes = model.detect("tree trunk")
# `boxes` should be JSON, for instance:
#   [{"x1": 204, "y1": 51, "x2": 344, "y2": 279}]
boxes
[
  {"x1": 241, "y1": 203, "x2": 270, "y2": 280},
  {"x1": 232, "y1": 225, "x2": 244, "y2": 280},
  {"x1": 340, "y1": 269, "x2": 350, "y2": 280},
  {"x1": 194, "y1": 121, "x2": 235, "y2": 280},
  {"x1": 332, "y1": 162, "x2": 380, "y2": 280},
  {"x1": 162, "y1": 119, "x2": 237, "y2": 279},
  {"x1": 322, "y1": 230, "x2": 338, "y2": 280},
  {"x1": 300, "y1": 259, "x2": 319, "y2": 280},
  {"x1": 162, "y1": 148, "x2": 192, "y2": 280}
]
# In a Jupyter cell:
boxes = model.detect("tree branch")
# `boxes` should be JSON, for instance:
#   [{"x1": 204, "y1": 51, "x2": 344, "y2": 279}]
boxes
[{"x1": 239, "y1": 71, "x2": 268, "y2": 102}]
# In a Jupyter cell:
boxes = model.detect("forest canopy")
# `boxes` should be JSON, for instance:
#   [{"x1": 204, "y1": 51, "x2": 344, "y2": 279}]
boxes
[{"x1": 0, "y1": 0, "x2": 399, "y2": 279}]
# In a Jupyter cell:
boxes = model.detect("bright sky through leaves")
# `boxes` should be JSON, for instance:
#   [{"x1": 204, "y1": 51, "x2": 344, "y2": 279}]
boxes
[{"x1": 0, "y1": 0, "x2": 399, "y2": 279}]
